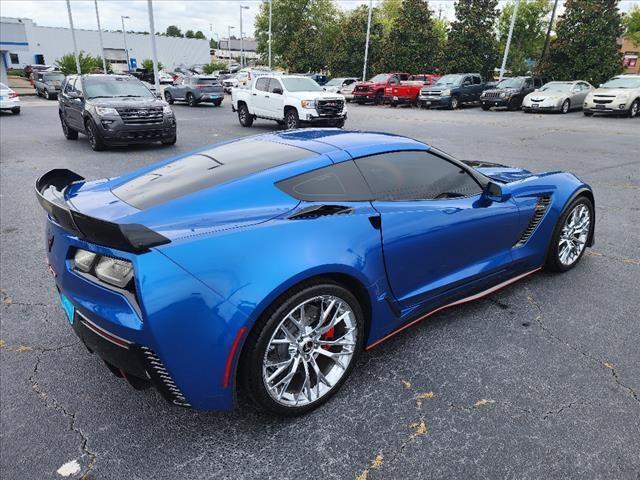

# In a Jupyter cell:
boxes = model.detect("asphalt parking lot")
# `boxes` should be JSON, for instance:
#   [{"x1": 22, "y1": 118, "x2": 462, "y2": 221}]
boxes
[{"x1": 1, "y1": 96, "x2": 639, "y2": 479}]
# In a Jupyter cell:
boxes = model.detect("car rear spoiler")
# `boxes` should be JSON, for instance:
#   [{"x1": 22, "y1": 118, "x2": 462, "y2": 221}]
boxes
[{"x1": 35, "y1": 169, "x2": 170, "y2": 253}]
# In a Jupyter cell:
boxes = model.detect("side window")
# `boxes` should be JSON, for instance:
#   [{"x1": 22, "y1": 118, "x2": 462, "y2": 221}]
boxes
[
  {"x1": 75, "y1": 78, "x2": 84, "y2": 95},
  {"x1": 462, "y1": 76, "x2": 472, "y2": 85},
  {"x1": 355, "y1": 151, "x2": 482, "y2": 201},
  {"x1": 534, "y1": 77, "x2": 543, "y2": 88},
  {"x1": 276, "y1": 161, "x2": 372, "y2": 202},
  {"x1": 523, "y1": 78, "x2": 533, "y2": 89},
  {"x1": 268, "y1": 78, "x2": 283, "y2": 93},
  {"x1": 64, "y1": 77, "x2": 75, "y2": 94},
  {"x1": 255, "y1": 77, "x2": 269, "y2": 91},
  {"x1": 473, "y1": 75, "x2": 482, "y2": 85},
  {"x1": 399, "y1": 74, "x2": 409, "y2": 81},
  {"x1": 344, "y1": 79, "x2": 355, "y2": 86}
]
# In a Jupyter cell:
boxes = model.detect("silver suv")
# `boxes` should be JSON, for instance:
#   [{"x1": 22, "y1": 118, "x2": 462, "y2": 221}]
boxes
[{"x1": 583, "y1": 74, "x2": 640, "y2": 117}]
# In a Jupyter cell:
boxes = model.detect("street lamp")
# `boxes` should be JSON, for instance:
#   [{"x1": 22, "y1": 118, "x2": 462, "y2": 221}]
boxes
[
  {"x1": 121, "y1": 15, "x2": 131, "y2": 71},
  {"x1": 239, "y1": 5, "x2": 249, "y2": 68},
  {"x1": 268, "y1": 0, "x2": 272, "y2": 69},
  {"x1": 227, "y1": 25, "x2": 235, "y2": 68},
  {"x1": 94, "y1": 0, "x2": 107, "y2": 73}
]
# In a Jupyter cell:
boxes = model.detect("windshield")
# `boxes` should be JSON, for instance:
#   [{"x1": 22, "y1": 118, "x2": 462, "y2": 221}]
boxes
[
  {"x1": 436, "y1": 74, "x2": 464, "y2": 86},
  {"x1": 84, "y1": 76, "x2": 155, "y2": 99},
  {"x1": 43, "y1": 73, "x2": 65, "y2": 83},
  {"x1": 539, "y1": 82, "x2": 572, "y2": 92},
  {"x1": 325, "y1": 78, "x2": 345, "y2": 86},
  {"x1": 601, "y1": 77, "x2": 640, "y2": 89},
  {"x1": 368, "y1": 74, "x2": 390, "y2": 83},
  {"x1": 496, "y1": 78, "x2": 523, "y2": 89},
  {"x1": 282, "y1": 77, "x2": 323, "y2": 92}
]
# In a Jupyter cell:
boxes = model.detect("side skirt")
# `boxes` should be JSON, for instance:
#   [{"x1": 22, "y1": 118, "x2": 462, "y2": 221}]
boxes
[{"x1": 365, "y1": 267, "x2": 542, "y2": 350}]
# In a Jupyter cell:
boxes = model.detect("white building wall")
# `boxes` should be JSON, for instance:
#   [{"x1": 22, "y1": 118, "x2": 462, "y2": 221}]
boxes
[{"x1": 2, "y1": 17, "x2": 209, "y2": 71}]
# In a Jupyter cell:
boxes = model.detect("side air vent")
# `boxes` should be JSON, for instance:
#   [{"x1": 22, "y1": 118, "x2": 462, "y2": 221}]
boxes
[
  {"x1": 289, "y1": 204, "x2": 354, "y2": 220},
  {"x1": 139, "y1": 346, "x2": 191, "y2": 407},
  {"x1": 514, "y1": 196, "x2": 551, "y2": 247}
]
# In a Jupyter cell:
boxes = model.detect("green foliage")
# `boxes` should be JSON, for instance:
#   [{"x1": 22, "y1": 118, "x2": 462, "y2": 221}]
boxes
[
  {"x1": 329, "y1": 5, "x2": 384, "y2": 77},
  {"x1": 141, "y1": 58, "x2": 164, "y2": 72},
  {"x1": 209, "y1": 38, "x2": 218, "y2": 49},
  {"x1": 623, "y1": 6, "x2": 640, "y2": 44},
  {"x1": 444, "y1": 0, "x2": 500, "y2": 79},
  {"x1": 541, "y1": 0, "x2": 623, "y2": 85},
  {"x1": 379, "y1": 0, "x2": 403, "y2": 35},
  {"x1": 194, "y1": 31, "x2": 206, "y2": 40},
  {"x1": 255, "y1": 0, "x2": 339, "y2": 72},
  {"x1": 165, "y1": 25, "x2": 183, "y2": 37},
  {"x1": 375, "y1": 0, "x2": 443, "y2": 73},
  {"x1": 185, "y1": 30, "x2": 195, "y2": 38},
  {"x1": 202, "y1": 62, "x2": 228, "y2": 74},
  {"x1": 55, "y1": 52, "x2": 112, "y2": 75},
  {"x1": 498, "y1": 0, "x2": 551, "y2": 75}
]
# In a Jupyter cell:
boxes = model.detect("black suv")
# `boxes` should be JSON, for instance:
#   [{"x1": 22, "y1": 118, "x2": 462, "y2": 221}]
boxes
[
  {"x1": 58, "y1": 74, "x2": 176, "y2": 151},
  {"x1": 480, "y1": 76, "x2": 545, "y2": 111},
  {"x1": 34, "y1": 71, "x2": 65, "y2": 100}
]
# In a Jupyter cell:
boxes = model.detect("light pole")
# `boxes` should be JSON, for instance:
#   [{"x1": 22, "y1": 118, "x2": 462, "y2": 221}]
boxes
[
  {"x1": 94, "y1": 0, "x2": 107, "y2": 72},
  {"x1": 499, "y1": 0, "x2": 519, "y2": 81},
  {"x1": 147, "y1": 0, "x2": 160, "y2": 94},
  {"x1": 540, "y1": 0, "x2": 559, "y2": 64},
  {"x1": 240, "y1": 5, "x2": 249, "y2": 68},
  {"x1": 65, "y1": 0, "x2": 81, "y2": 74},
  {"x1": 363, "y1": 0, "x2": 373, "y2": 81},
  {"x1": 121, "y1": 15, "x2": 131, "y2": 71},
  {"x1": 227, "y1": 25, "x2": 235, "y2": 67},
  {"x1": 268, "y1": 0, "x2": 272, "y2": 69}
]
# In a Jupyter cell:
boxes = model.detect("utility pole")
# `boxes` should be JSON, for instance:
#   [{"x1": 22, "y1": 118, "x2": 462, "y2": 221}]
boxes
[
  {"x1": 268, "y1": 0, "x2": 272, "y2": 69},
  {"x1": 94, "y1": 0, "x2": 107, "y2": 72},
  {"x1": 66, "y1": 0, "x2": 81, "y2": 74},
  {"x1": 147, "y1": 0, "x2": 160, "y2": 94},
  {"x1": 362, "y1": 0, "x2": 373, "y2": 81},
  {"x1": 227, "y1": 25, "x2": 235, "y2": 68},
  {"x1": 540, "y1": 0, "x2": 559, "y2": 64},
  {"x1": 240, "y1": 5, "x2": 249, "y2": 68},
  {"x1": 121, "y1": 16, "x2": 131, "y2": 71},
  {"x1": 499, "y1": 0, "x2": 520, "y2": 81}
]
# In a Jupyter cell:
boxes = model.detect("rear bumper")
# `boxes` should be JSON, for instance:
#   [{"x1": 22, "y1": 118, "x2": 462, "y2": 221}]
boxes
[{"x1": 193, "y1": 92, "x2": 224, "y2": 103}]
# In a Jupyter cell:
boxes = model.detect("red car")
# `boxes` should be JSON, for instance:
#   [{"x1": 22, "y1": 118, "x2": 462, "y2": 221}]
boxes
[
  {"x1": 353, "y1": 73, "x2": 410, "y2": 105},
  {"x1": 385, "y1": 74, "x2": 441, "y2": 107}
]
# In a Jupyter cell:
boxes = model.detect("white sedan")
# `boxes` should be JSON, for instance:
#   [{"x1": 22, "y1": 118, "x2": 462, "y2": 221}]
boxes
[{"x1": 0, "y1": 83, "x2": 21, "y2": 114}]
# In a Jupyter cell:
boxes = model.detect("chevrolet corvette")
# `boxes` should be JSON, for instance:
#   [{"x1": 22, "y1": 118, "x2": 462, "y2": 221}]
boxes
[{"x1": 36, "y1": 130, "x2": 595, "y2": 415}]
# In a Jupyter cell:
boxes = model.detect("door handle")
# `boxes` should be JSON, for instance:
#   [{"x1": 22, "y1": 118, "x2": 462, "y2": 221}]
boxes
[
  {"x1": 265, "y1": 95, "x2": 270, "y2": 98},
  {"x1": 252, "y1": 93, "x2": 257, "y2": 96}
]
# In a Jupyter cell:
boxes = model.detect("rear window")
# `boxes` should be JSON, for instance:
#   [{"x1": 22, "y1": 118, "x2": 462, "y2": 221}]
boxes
[
  {"x1": 113, "y1": 140, "x2": 314, "y2": 209},
  {"x1": 194, "y1": 78, "x2": 219, "y2": 85}
]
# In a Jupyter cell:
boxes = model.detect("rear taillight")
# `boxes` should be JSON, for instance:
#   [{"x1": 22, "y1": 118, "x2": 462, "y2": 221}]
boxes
[{"x1": 9, "y1": 92, "x2": 19, "y2": 99}]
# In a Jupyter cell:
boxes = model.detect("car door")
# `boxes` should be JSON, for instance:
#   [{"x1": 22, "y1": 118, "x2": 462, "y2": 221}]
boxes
[
  {"x1": 355, "y1": 150, "x2": 521, "y2": 311},
  {"x1": 251, "y1": 77, "x2": 270, "y2": 116},
  {"x1": 69, "y1": 77, "x2": 86, "y2": 130},
  {"x1": 460, "y1": 75, "x2": 472, "y2": 101},
  {"x1": 472, "y1": 75, "x2": 483, "y2": 100},
  {"x1": 173, "y1": 77, "x2": 187, "y2": 99},
  {"x1": 265, "y1": 78, "x2": 285, "y2": 119},
  {"x1": 572, "y1": 82, "x2": 591, "y2": 105}
]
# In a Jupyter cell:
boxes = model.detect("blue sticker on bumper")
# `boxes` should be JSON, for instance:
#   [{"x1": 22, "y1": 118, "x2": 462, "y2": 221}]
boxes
[{"x1": 59, "y1": 293, "x2": 75, "y2": 324}]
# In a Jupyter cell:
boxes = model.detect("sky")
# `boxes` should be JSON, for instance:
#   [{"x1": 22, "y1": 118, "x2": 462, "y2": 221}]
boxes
[{"x1": 1, "y1": 0, "x2": 638, "y2": 41}]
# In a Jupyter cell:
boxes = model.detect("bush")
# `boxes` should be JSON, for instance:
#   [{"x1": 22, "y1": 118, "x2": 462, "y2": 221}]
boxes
[
  {"x1": 141, "y1": 58, "x2": 164, "y2": 72},
  {"x1": 202, "y1": 62, "x2": 228, "y2": 74},
  {"x1": 55, "y1": 52, "x2": 112, "y2": 75}
]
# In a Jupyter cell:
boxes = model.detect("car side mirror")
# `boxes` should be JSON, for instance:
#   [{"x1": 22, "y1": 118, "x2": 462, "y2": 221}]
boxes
[
  {"x1": 463, "y1": 81, "x2": 471, "y2": 86},
  {"x1": 272, "y1": 87, "x2": 283, "y2": 95},
  {"x1": 67, "y1": 91, "x2": 81, "y2": 100},
  {"x1": 483, "y1": 181, "x2": 511, "y2": 203}
]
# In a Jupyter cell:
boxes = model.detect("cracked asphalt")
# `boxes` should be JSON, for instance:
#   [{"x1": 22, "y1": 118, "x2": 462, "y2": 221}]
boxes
[{"x1": 1, "y1": 97, "x2": 639, "y2": 479}]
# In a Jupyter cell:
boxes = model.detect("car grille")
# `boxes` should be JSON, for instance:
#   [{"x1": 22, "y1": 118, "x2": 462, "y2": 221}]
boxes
[
  {"x1": 514, "y1": 196, "x2": 551, "y2": 247},
  {"x1": 316, "y1": 98, "x2": 344, "y2": 116},
  {"x1": 482, "y1": 91, "x2": 503, "y2": 98},
  {"x1": 593, "y1": 97, "x2": 614, "y2": 104},
  {"x1": 116, "y1": 107, "x2": 164, "y2": 125},
  {"x1": 421, "y1": 90, "x2": 441, "y2": 96},
  {"x1": 139, "y1": 346, "x2": 190, "y2": 406},
  {"x1": 117, "y1": 129, "x2": 167, "y2": 140},
  {"x1": 354, "y1": 86, "x2": 369, "y2": 92}
]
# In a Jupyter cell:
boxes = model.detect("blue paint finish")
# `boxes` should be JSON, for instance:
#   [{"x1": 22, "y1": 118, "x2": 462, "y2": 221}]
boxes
[{"x1": 39, "y1": 129, "x2": 594, "y2": 411}]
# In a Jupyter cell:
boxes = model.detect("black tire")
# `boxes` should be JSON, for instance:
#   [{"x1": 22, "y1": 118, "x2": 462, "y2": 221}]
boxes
[
  {"x1": 560, "y1": 99, "x2": 570, "y2": 114},
  {"x1": 449, "y1": 95, "x2": 459, "y2": 110},
  {"x1": 214, "y1": 100, "x2": 223, "y2": 107},
  {"x1": 285, "y1": 109, "x2": 300, "y2": 130},
  {"x1": 544, "y1": 195, "x2": 594, "y2": 273},
  {"x1": 334, "y1": 118, "x2": 345, "y2": 128},
  {"x1": 85, "y1": 119, "x2": 106, "y2": 151},
  {"x1": 481, "y1": 105, "x2": 490, "y2": 111},
  {"x1": 60, "y1": 115, "x2": 78, "y2": 139},
  {"x1": 44, "y1": 89, "x2": 50, "y2": 100},
  {"x1": 35, "y1": 87, "x2": 41, "y2": 97},
  {"x1": 507, "y1": 97, "x2": 519, "y2": 111},
  {"x1": 583, "y1": 111, "x2": 593, "y2": 117},
  {"x1": 164, "y1": 91, "x2": 174, "y2": 105},
  {"x1": 628, "y1": 99, "x2": 639, "y2": 118},
  {"x1": 161, "y1": 134, "x2": 177, "y2": 145},
  {"x1": 11, "y1": 107, "x2": 20, "y2": 115},
  {"x1": 374, "y1": 93, "x2": 384, "y2": 106},
  {"x1": 239, "y1": 280, "x2": 365, "y2": 416},
  {"x1": 186, "y1": 93, "x2": 196, "y2": 107},
  {"x1": 238, "y1": 103, "x2": 253, "y2": 127}
]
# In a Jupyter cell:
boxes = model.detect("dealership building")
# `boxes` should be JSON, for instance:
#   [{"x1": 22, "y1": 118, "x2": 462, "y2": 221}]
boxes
[{"x1": 0, "y1": 16, "x2": 210, "y2": 80}]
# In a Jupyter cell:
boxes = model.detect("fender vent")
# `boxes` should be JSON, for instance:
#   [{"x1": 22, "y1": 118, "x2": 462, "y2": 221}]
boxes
[
  {"x1": 139, "y1": 346, "x2": 191, "y2": 407},
  {"x1": 289, "y1": 205, "x2": 353, "y2": 220},
  {"x1": 514, "y1": 196, "x2": 551, "y2": 247}
]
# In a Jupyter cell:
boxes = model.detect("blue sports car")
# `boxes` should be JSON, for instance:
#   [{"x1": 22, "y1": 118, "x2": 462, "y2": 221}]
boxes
[{"x1": 36, "y1": 130, "x2": 595, "y2": 416}]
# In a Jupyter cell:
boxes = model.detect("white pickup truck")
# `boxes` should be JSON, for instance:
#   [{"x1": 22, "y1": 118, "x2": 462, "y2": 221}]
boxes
[{"x1": 231, "y1": 75, "x2": 347, "y2": 129}]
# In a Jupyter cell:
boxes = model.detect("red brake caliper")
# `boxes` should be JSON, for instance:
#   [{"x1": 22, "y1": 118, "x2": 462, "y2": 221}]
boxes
[{"x1": 320, "y1": 326, "x2": 335, "y2": 350}]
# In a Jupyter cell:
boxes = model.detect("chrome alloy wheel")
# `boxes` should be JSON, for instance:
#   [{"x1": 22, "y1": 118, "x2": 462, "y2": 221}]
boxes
[
  {"x1": 262, "y1": 295, "x2": 357, "y2": 407},
  {"x1": 558, "y1": 204, "x2": 590, "y2": 266}
]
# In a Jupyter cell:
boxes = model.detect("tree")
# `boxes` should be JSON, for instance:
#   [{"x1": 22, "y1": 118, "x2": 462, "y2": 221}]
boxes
[
  {"x1": 497, "y1": 0, "x2": 552, "y2": 75},
  {"x1": 185, "y1": 30, "x2": 195, "y2": 38},
  {"x1": 379, "y1": 0, "x2": 402, "y2": 35},
  {"x1": 165, "y1": 25, "x2": 183, "y2": 37},
  {"x1": 203, "y1": 62, "x2": 228, "y2": 74},
  {"x1": 194, "y1": 31, "x2": 206, "y2": 40},
  {"x1": 209, "y1": 38, "x2": 219, "y2": 49},
  {"x1": 375, "y1": 0, "x2": 443, "y2": 74},
  {"x1": 329, "y1": 5, "x2": 384, "y2": 77},
  {"x1": 254, "y1": 0, "x2": 340, "y2": 71},
  {"x1": 55, "y1": 52, "x2": 112, "y2": 75},
  {"x1": 444, "y1": 0, "x2": 500, "y2": 79},
  {"x1": 541, "y1": 0, "x2": 623, "y2": 85},
  {"x1": 623, "y1": 6, "x2": 640, "y2": 44},
  {"x1": 141, "y1": 58, "x2": 164, "y2": 72}
]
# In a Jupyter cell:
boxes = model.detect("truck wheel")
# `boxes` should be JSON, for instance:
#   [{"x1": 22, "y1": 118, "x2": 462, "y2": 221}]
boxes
[
  {"x1": 561, "y1": 99, "x2": 570, "y2": 114},
  {"x1": 334, "y1": 119, "x2": 345, "y2": 128},
  {"x1": 374, "y1": 93, "x2": 384, "y2": 106},
  {"x1": 449, "y1": 96, "x2": 459, "y2": 110},
  {"x1": 186, "y1": 93, "x2": 196, "y2": 107},
  {"x1": 85, "y1": 119, "x2": 106, "y2": 151},
  {"x1": 44, "y1": 89, "x2": 51, "y2": 100},
  {"x1": 60, "y1": 115, "x2": 78, "y2": 139},
  {"x1": 628, "y1": 99, "x2": 639, "y2": 118},
  {"x1": 164, "y1": 91, "x2": 174, "y2": 105},
  {"x1": 238, "y1": 103, "x2": 254, "y2": 127},
  {"x1": 285, "y1": 109, "x2": 300, "y2": 130},
  {"x1": 481, "y1": 105, "x2": 490, "y2": 111}
]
